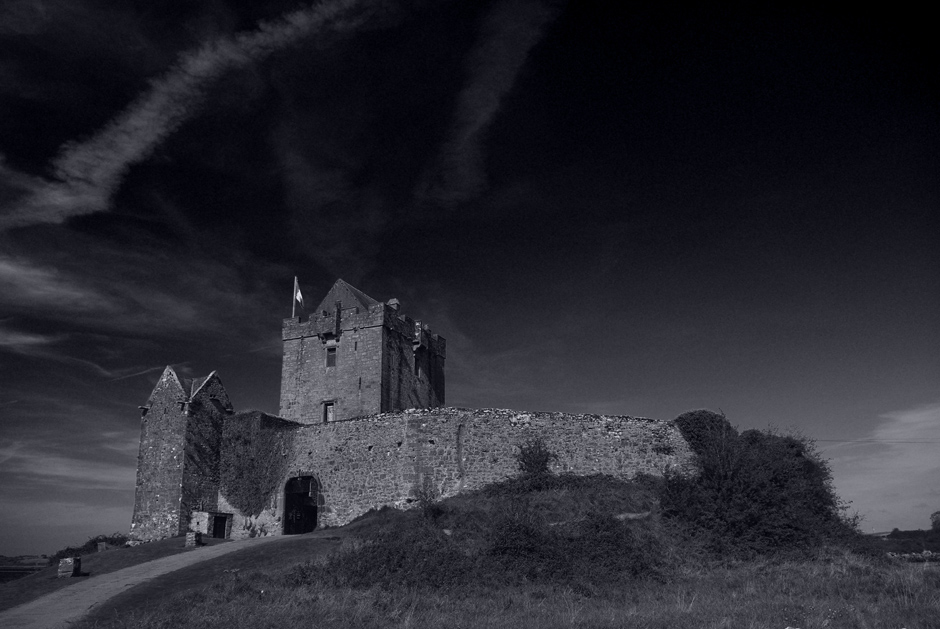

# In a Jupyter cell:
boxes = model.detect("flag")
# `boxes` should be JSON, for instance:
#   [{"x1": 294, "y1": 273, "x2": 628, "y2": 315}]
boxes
[
  {"x1": 293, "y1": 277, "x2": 304, "y2": 307},
  {"x1": 292, "y1": 276, "x2": 303, "y2": 318}
]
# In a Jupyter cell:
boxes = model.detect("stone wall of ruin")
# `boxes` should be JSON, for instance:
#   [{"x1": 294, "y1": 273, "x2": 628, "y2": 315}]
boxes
[{"x1": 219, "y1": 407, "x2": 694, "y2": 538}]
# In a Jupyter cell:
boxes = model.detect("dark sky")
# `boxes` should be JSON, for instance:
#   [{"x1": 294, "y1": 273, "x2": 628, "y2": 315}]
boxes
[{"x1": 1, "y1": 1, "x2": 937, "y2": 555}]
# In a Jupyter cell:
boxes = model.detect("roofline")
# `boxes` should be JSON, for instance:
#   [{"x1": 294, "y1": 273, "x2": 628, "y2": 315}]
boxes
[{"x1": 190, "y1": 370, "x2": 219, "y2": 398}]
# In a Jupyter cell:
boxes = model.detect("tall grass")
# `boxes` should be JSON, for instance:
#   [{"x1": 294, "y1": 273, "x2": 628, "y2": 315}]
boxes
[{"x1": 77, "y1": 555, "x2": 940, "y2": 629}]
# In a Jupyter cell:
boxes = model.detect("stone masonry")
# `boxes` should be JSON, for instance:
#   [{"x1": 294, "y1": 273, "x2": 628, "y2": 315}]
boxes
[
  {"x1": 218, "y1": 407, "x2": 694, "y2": 539},
  {"x1": 130, "y1": 367, "x2": 233, "y2": 542},
  {"x1": 130, "y1": 279, "x2": 695, "y2": 542},
  {"x1": 279, "y1": 279, "x2": 445, "y2": 424}
]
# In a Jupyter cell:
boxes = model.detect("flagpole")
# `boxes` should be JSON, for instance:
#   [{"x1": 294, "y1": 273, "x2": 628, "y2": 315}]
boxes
[{"x1": 292, "y1": 276, "x2": 297, "y2": 318}]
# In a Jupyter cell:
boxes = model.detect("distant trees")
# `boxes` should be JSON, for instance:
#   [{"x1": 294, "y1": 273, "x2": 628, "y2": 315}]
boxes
[
  {"x1": 931, "y1": 511, "x2": 940, "y2": 532},
  {"x1": 661, "y1": 410, "x2": 857, "y2": 557}
]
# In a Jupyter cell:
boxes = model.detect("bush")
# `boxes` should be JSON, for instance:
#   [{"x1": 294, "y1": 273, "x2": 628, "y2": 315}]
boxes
[
  {"x1": 661, "y1": 410, "x2": 857, "y2": 558},
  {"x1": 317, "y1": 520, "x2": 477, "y2": 589},
  {"x1": 515, "y1": 437, "x2": 558, "y2": 476}
]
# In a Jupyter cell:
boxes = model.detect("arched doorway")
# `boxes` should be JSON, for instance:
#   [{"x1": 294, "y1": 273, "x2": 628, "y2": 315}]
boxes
[{"x1": 283, "y1": 476, "x2": 318, "y2": 534}]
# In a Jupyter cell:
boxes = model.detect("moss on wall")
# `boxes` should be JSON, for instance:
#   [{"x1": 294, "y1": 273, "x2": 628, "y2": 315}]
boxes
[{"x1": 220, "y1": 411, "x2": 297, "y2": 517}]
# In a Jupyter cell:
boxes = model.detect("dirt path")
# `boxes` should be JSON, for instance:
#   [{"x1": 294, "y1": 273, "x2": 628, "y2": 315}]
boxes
[{"x1": 0, "y1": 533, "x2": 330, "y2": 629}]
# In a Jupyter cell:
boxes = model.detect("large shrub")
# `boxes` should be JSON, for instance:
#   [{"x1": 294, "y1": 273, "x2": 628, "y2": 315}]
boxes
[{"x1": 661, "y1": 410, "x2": 856, "y2": 558}]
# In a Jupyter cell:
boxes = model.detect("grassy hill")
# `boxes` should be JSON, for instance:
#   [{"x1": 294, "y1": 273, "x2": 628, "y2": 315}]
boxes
[
  {"x1": 31, "y1": 416, "x2": 940, "y2": 628},
  {"x1": 70, "y1": 471, "x2": 939, "y2": 629},
  {"x1": 0, "y1": 536, "x2": 230, "y2": 612}
]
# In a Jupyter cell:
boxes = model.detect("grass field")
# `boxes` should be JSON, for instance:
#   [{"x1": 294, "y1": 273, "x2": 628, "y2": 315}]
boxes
[
  {"x1": 21, "y1": 426, "x2": 940, "y2": 628},
  {"x1": 73, "y1": 550, "x2": 939, "y2": 629},
  {"x1": 69, "y1": 472, "x2": 940, "y2": 629}
]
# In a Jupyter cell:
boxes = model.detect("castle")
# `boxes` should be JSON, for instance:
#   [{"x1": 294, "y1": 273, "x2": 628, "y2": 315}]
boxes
[{"x1": 130, "y1": 280, "x2": 694, "y2": 542}]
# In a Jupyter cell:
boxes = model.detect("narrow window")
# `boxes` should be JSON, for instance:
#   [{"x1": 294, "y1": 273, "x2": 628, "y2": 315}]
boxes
[
  {"x1": 354, "y1": 341, "x2": 358, "y2": 351},
  {"x1": 326, "y1": 347, "x2": 336, "y2": 367},
  {"x1": 323, "y1": 402, "x2": 334, "y2": 423}
]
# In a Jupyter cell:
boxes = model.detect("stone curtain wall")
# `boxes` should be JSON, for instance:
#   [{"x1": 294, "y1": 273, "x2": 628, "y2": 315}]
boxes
[{"x1": 279, "y1": 407, "x2": 694, "y2": 529}]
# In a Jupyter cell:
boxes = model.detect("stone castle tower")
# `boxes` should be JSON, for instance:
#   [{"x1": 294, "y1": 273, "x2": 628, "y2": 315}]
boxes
[{"x1": 278, "y1": 279, "x2": 446, "y2": 424}]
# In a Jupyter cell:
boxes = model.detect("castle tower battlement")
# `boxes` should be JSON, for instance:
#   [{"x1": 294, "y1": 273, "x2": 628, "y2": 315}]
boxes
[{"x1": 279, "y1": 279, "x2": 445, "y2": 424}]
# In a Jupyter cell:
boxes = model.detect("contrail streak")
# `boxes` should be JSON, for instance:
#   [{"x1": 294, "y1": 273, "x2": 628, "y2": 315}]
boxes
[
  {"x1": 416, "y1": 0, "x2": 560, "y2": 206},
  {"x1": 1, "y1": 0, "x2": 373, "y2": 230}
]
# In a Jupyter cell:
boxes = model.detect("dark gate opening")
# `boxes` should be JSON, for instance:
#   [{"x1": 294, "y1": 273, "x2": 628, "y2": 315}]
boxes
[
  {"x1": 212, "y1": 515, "x2": 227, "y2": 539},
  {"x1": 284, "y1": 476, "x2": 318, "y2": 535}
]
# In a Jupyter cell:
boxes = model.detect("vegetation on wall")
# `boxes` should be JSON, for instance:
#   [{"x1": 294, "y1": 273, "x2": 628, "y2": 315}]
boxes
[
  {"x1": 515, "y1": 437, "x2": 558, "y2": 476},
  {"x1": 220, "y1": 413, "x2": 295, "y2": 517},
  {"x1": 47, "y1": 533, "x2": 129, "y2": 566},
  {"x1": 661, "y1": 409, "x2": 858, "y2": 557}
]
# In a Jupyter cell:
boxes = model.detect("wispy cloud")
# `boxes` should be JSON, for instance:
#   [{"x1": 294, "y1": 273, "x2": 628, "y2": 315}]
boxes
[
  {"x1": 826, "y1": 402, "x2": 940, "y2": 531},
  {"x1": 0, "y1": 322, "x2": 116, "y2": 374},
  {"x1": 0, "y1": 240, "x2": 289, "y2": 349},
  {"x1": 0, "y1": 0, "x2": 56, "y2": 36},
  {"x1": 0, "y1": 326, "x2": 61, "y2": 351},
  {"x1": 416, "y1": 0, "x2": 560, "y2": 206},
  {"x1": 0, "y1": 320, "x2": 176, "y2": 379},
  {"x1": 0, "y1": 254, "x2": 114, "y2": 312},
  {"x1": 0, "y1": 439, "x2": 136, "y2": 491},
  {"x1": 0, "y1": 0, "x2": 381, "y2": 231}
]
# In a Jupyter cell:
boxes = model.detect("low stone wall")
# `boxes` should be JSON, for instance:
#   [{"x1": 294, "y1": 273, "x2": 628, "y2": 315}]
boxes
[{"x1": 227, "y1": 407, "x2": 694, "y2": 533}]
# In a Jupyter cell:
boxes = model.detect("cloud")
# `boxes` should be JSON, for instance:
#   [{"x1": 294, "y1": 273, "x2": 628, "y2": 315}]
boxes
[
  {"x1": 0, "y1": 326, "x2": 61, "y2": 350},
  {"x1": 0, "y1": 236, "x2": 290, "y2": 349},
  {"x1": 0, "y1": 439, "x2": 136, "y2": 491},
  {"x1": 0, "y1": 0, "x2": 384, "y2": 231},
  {"x1": 0, "y1": 254, "x2": 114, "y2": 312},
  {"x1": 826, "y1": 402, "x2": 940, "y2": 531},
  {"x1": 0, "y1": 0, "x2": 55, "y2": 36},
  {"x1": 0, "y1": 320, "x2": 168, "y2": 378},
  {"x1": 872, "y1": 403, "x2": 940, "y2": 444},
  {"x1": 415, "y1": 0, "x2": 561, "y2": 206}
]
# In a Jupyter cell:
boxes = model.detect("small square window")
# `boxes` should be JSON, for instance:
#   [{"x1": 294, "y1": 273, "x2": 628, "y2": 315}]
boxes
[
  {"x1": 323, "y1": 402, "x2": 334, "y2": 423},
  {"x1": 326, "y1": 347, "x2": 336, "y2": 367}
]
